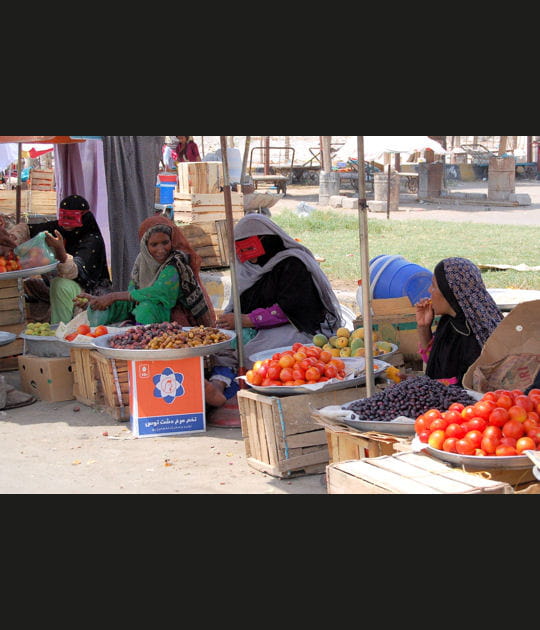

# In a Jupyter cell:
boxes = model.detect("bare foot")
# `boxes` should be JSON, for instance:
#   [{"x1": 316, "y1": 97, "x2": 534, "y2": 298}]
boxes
[{"x1": 204, "y1": 379, "x2": 227, "y2": 407}]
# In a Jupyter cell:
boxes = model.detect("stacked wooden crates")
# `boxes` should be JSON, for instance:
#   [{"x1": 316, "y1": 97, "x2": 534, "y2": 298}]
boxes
[
  {"x1": 0, "y1": 278, "x2": 28, "y2": 369},
  {"x1": 175, "y1": 162, "x2": 244, "y2": 269},
  {"x1": 0, "y1": 190, "x2": 57, "y2": 217}
]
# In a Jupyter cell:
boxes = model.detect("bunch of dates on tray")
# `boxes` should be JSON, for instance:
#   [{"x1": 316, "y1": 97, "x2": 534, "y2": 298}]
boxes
[{"x1": 108, "y1": 322, "x2": 230, "y2": 351}]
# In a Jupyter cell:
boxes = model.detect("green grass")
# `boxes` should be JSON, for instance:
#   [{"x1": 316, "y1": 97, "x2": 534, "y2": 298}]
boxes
[{"x1": 272, "y1": 210, "x2": 540, "y2": 291}]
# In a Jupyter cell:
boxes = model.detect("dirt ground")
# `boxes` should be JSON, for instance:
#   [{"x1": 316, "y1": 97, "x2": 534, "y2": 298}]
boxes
[{"x1": 1, "y1": 179, "x2": 539, "y2": 495}]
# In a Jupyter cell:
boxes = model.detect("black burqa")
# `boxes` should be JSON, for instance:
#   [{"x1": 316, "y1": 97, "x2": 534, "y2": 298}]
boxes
[{"x1": 425, "y1": 258, "x2": 503, "y2": 386}]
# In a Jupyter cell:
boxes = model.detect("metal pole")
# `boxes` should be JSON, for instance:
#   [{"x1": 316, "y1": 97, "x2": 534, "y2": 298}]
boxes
[
  {"x1": 357, "y1": 136, "x2": 375, "y2": 397},
  {"x1": 220, "y1": 136, "x2": 246, "y2": 374}
]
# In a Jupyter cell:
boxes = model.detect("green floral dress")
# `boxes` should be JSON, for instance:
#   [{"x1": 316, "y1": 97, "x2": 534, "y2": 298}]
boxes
[{"x1": 88, "y1": 265, "x2": 180, "y2": 326}]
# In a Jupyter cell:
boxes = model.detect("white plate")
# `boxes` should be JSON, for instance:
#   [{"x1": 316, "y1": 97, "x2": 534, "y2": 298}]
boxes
[
  {"x1": 0, "y1": 262, "x2": 58, "y2": 280},
  {"x1": 240, "y1": 360, "x2": 391, "y2": 397},
  {"x1": 0, "y1": 331, "x2": 16, "y2": 346},
  {"x1": 59, "y1": 326, "x2": 126, "y2": 348}
]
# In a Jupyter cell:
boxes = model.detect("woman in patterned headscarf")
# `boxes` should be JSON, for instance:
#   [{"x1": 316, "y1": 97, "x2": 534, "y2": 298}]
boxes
[
  {"x1": 416, "y1": 257, "x2": 504, "y2": 386},
  {"x1": 81, "y1": 215, "x2": 215, "y2": 328}
]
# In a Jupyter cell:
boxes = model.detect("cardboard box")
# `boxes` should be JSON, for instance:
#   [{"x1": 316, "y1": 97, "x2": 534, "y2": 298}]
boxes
[
  {"x1": 326, "y1": 452, "x2": 513, "y2": 494},
  {"x1": 17, "y1": 354, "x2": 75, "y2": 402},
  {"x1": 238, "y1": 386, "x2": 369, "y2": 478},
  {"x1": 463, "y1": 299, "x2": 540, "y2": 393},
  {"x1": 128, "y1": 357, "x2": 206, "y2": 438}
]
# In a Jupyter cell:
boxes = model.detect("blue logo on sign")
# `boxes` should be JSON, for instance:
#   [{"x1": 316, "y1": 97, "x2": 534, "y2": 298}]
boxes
[{"x1": 153, "y1": 367, "x2": 185, "y2": 404}]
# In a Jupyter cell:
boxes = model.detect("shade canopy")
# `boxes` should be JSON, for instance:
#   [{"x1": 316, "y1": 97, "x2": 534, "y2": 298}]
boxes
[
  {"x1": 337, "y1": 135, "x2": 448, "y2": 161},
  {"x1": 0, "y1": 136, "x2": 86, "y2": 144}
]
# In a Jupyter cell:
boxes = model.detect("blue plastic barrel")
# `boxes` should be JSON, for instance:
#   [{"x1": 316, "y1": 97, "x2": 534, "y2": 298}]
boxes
[{"x1": 369, "y1": 255, "x2": 433, "y2": 305}]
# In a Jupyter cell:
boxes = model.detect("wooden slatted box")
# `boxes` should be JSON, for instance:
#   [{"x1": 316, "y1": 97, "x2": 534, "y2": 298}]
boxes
[
  {"x1": 324, "y1": 424, "x2": 410, "y2": 465},
  {"x1": 70, "y1": 348, "x2": 101, "y2": 407},
  {"x1": 0, "y1": 278, "x2": 27, "y2": 368},
  {"x1": 90, "y1": 352, "x2": 130, "y2": 421},
  {"x1": 0, "y1": 190, "x2": 57, "y2": 216},
  {"x1": 326, "y1": 452, "x2": 513, "y2": 494},
  {"x1": 177, "y1": 162, "x2": 223, "y2": 195},
  {"x1": 238, "y1": 386, "x2": 369, "y2": 479}
]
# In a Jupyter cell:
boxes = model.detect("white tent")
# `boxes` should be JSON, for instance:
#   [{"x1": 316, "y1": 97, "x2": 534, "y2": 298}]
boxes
[{"x1": 336, "y1": 136, "x2": 448, "y2": 162}]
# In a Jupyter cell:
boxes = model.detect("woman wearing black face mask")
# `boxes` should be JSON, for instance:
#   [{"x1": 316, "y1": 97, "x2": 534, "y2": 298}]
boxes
[{"x1": 8, "y1": 195, "x2": 111, "y2": 324}]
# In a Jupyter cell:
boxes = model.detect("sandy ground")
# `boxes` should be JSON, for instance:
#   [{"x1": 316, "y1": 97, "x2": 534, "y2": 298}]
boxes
[{"x1": 1, "y1": 178, "x2": 539, "y2": 495}]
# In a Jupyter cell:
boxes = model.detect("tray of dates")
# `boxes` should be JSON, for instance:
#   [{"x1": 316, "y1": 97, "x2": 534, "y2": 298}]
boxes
[
  {"x1": 92, "y1": 322, "x2": 236, "y2": 361},
  {"x1": 414, "y1": 386, "x2": 540, "y2": 471}
]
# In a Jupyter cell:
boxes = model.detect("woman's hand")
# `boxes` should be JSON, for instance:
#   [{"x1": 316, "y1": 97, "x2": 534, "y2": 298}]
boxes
[
  {"x1": 45, "y1": 230, "x2": 68, "y2": 263},
  {"x1": 78, "y1": 292, "x2": 118, "y2": 311},
  {"x1": 216, "y1": 313, "x2": 253, "y2": 330},
  {"x1": 416, "y1": 298, "x2": 434, "y2": 328}
]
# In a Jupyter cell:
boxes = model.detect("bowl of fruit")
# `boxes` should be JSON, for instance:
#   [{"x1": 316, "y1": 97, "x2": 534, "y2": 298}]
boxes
[{"x1": 19, "y1": 322, "x2": 71, "y2": 357}]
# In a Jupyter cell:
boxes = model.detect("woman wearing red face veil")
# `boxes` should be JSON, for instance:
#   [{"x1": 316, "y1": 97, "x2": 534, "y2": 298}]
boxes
[{"x1": 7, "y1": 194, "x2": 112, "y2": 324}]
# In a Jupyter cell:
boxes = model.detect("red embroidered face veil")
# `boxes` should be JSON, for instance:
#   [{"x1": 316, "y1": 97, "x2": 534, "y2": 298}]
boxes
[
  {"x1": 57, "y1": 195, "x2": 90, "y2": 229},
  {"x1": 235, "y1": 235, "x2": 266, "y2": 262}
]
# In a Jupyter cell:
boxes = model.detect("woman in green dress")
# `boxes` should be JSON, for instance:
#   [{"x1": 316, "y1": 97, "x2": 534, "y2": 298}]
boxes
[{"x1": 80, "y1": 215, "x2": 215, "y2": 329}]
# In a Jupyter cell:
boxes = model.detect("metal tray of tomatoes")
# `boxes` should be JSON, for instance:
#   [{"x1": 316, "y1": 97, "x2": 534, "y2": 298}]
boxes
[
  {"x1": 92, "y1": 328, "x2": 236, "y2": 361},
  {"x1": 0, "y1": 262, "x2": 58, "y2": 280},
  {"x1": 238, "y1": 360, "x2": 391, "y2": 397},
  {"x1": 424, "y1": 445, "x2": 534, "y2": 470}
]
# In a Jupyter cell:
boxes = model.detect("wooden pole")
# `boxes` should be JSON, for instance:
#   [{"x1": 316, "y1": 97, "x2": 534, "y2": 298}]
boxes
[
  {"x1": 240, "y1": 136, "x2": 252, "y2": 185},
  {"x1": 386, "y1": 164, "x2": 392, "y2": 220},
  {"x1": 220, "y1": 136, "x2": 246, "y2": 374},
  {"x1": 357, "y1": 136, "x2": 375, "y2": 397},
  {"x1": 15, "y1": 143, "x2": 22, "y2": 223},
  {"x1": 321, "y1": 136, "x2": 332, "y2": 173}
]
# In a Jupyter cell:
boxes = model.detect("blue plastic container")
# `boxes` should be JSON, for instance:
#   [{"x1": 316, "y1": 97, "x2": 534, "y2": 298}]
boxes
[
  {"x1": 159, "y1": 184, "x2": 175, "y2": 204},
  {"x1": 369, "y1": 255, "x2": 433, "y2": 306}
]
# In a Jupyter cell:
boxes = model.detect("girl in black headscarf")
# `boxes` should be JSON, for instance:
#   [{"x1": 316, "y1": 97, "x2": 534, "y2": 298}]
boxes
[
  {"x1": 416, "y1": 257, "x2": 504, "y2": 386},
  {"x1": 10, "y1": 195, "x2": 111, "y2": 323}
]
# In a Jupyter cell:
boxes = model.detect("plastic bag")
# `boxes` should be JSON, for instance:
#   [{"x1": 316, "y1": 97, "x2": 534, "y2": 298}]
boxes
[{"x1": 14, "y1": 231, "x2": 57, "y2": 270}]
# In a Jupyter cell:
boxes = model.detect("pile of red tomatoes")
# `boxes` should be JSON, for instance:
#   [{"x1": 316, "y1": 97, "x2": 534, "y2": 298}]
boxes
[
  {"x1": 245, "y1": 343, "x2": 347, "y2": 388},
  {"x1": 416, "y1": 387, "x2": 540, "y2": 457}
]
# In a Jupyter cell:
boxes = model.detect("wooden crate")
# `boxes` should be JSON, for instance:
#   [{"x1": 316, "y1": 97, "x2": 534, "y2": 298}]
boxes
[
  {"x1": 355, "y1": 296, "x2": 424, "y2": 361},
  {"x1": 70, "y1": 348, "x2": 101, "y2": 406},
  {"x1": 0, "y1": 278, "x2": 27, "y2": 326},
  {"x1": 30, "y1": 169, "x2": 55, "y2": 191},
  {"x1": 325, "y1": 424, "x2": 411, "y2": 465},
  {"x1": 0, "y1": 279, "x2": 27, "y2": 368},
  {"x1": 326, "y1": 452, "x2": 513, "y2": 494},
  {"x1": 177, "y1": 161, "x2": 223, "y2": 194},
  {"x1": 238, "y1": 386, "x2": 369, "y2": 479},
  {"x1": 0, "y1": 190, "x2": 57, "y2": 216},
  {"x1": 180, "y1": 219, "x2": 239, "y2": 269},
  {"x1": 174, "y1": 191, "x2": 244, "y2": 224},
  {"x1": 91, "y1": 352, "x2": 130, "y2": 421}
]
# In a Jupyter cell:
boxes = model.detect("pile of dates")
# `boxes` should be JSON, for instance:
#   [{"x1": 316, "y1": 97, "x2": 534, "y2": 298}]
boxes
[{"x1": 108, "y1": 323, "x2": 229, "y2": 350}]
